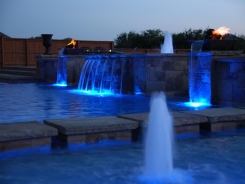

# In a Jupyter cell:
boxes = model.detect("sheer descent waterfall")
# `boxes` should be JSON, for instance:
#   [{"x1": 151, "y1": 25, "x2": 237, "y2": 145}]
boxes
[
  {"x1": 188, "y1": 41, "x2": 211, "y2": 105},
  {"x1": 78, "y1": 55, "x2": 126, "y2": 95},
  {"x1": 56, "y1": 55, "x2": 67, "y2": 86}
]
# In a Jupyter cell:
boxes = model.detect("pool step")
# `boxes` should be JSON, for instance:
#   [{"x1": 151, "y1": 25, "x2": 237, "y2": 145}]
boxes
[
  {"x1": 0, "y1": 66, "x2": 37, "y2": 76},
  {"x1": 0, "y1": 66, "x2": 41, "y2": 83},
  {"x1": 181, "y1": 108, "x2": 245, "y2": 132},
  {"x1": 118, "y1": 111, "x2": 208, "y2": 141},
  {"x1": 44, "y1": 116, "x2": 138, "y2": 144},
  {"x1": 0, "y1": 121, "x2": 58, "y2": 151},
  {"x1": 118, "y1": 108, "x2": 245, "y2": 140},
  {"x1": 1, "y1": 108, "x2": 245, "y2": 152}
]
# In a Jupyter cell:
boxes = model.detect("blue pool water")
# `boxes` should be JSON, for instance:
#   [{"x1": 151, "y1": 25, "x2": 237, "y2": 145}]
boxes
[
  {"x1": 0, "y1": 133, "x2": 244, "y2": 184},
  {"x1": 0, "y1": 83, "x2": 219, "y2": 124},
  {"x1": 0, "y1": 83, "x2": 244, "y2": 183}
]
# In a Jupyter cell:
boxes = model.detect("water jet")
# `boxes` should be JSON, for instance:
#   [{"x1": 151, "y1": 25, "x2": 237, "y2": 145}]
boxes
[{"x1": 144, "y1": 91, "x2": 174, "y2": 180}]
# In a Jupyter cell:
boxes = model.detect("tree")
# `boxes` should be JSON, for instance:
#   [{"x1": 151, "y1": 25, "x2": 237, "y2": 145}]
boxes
[
  {"x1": 172, "y1": 28, "x2": 207, "y2": 49},
  {"x1": 30, "y1": 36, "x2": 42, "y2": 39},
  {"x1": 141, "y1": 29, "x2": 164, "y2": 49},
  {"x1": 114, "y1": 27, "x2": 245, "y2": 50},
  {"x1": 114, "y1": 29, "x2": 164, "y2": 49},
  {"x1": 232, "y1": 34, "x2": 245, "y2": 50},
  {"x1": 63, "y1": 37, "x2": 73, "y2": 40},
  {"x1": 114, "y1": 31, "x2": 141, "y2": 48}
]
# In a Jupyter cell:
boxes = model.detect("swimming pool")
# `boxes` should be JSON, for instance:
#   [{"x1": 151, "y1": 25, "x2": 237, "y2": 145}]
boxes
[
  {"x1": 0, "y1": 83, "x2": 244, "y2": 183},
  {"x1": 0, "y1": 133, "x2": 244, "y2": 184},
  {"x1": 0, "y1": 83, "x2": 217, "y2": 124}
]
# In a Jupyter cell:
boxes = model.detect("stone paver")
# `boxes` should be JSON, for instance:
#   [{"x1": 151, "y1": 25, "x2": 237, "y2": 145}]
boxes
[
  {"x1": 118, "y1": 112, "x2": 208, "y2": 126},
  {"x1": 118, "y1": 112, "x2": 208, "y2": 135},
  {"x1": 0, "y1": 121, "x2": 58, "y2": 151},
  {"x1": 44, "y1": 116, "x2": 138, "y2": 143},
  {"x1": 235, "y1": 106, "x2": 245, "y2": 110},
  {"x1": 0, "y1": 121, "x2": 58, "y2": 141},
  {"x1": 181, "y1": 108, "x2": 245, "y2": 123},
  {"x1": 117, "y1": 113, "x2": 148, "y2": 123},
  {"x1": 181, "y1": 108, "x2": 245, "y2": 132},
  {"x1": 44, "y1": 116, "x2": 138, "y2": 135},
  {"x1": 1, "y1": 108, "x2": 245, "y2": 151}
]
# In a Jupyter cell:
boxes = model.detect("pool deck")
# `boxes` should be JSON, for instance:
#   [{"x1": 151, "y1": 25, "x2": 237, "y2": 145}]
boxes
[
  {"x1": 44, "y1": 116, "x2": 138, "y2": 143},
  {"x1": 1, "y1": 107, "x2": 245, "y2": 151},
  {"x1": 0, "y1": 121, "x2": 58, "y2": 151}
]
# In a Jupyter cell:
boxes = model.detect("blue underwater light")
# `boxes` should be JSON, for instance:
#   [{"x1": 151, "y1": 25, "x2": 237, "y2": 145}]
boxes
[
  {"x1": 184, "y1": 101, "x2": 211, "y2": 108},
  {"x1": 52, "y1": 83, "x2": 67, "y2": 87},
  {"x1": 69, "y1": 89, "x2": 115, "y2": 97}
]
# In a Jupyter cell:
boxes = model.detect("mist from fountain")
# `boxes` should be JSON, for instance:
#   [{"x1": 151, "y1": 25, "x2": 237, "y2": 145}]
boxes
[
  {"x1": 161, "y1": 31, "x2": 174, "y2": 54},
  {"x1": 143, "y1": 91, "x2": 174, "y2": 181}
]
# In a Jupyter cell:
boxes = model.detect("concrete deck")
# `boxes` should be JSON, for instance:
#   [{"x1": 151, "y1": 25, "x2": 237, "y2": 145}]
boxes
[{"x1": 0, "y1": 121, "x2": 58, "y2": 151}]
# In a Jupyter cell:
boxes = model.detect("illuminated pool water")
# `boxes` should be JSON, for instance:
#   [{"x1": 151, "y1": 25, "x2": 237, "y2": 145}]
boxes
[
  {"x1": 0, "y1": 83, "x2": 220, "y2": 124},
  {"x1": 0, "y1": 133, "x2": 244, "y2": 184},
  {"x1": 0, "y1": 83, "x2": 243, "y2": 183}
]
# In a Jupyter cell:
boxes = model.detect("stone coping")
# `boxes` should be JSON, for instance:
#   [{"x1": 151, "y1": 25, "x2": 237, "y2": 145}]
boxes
[
  {"x1": 0, "y1": 121, "x2": 58, "y2": 142},
  {"x1": 181, "y1": 108, "x2": 245, "y2": 123},
  {"x1": 44, "y1": 116, "x2": 138, "y2": 135},
  {"x1": 215, "y1": 57, "x2": 245, "y2": 63},
  {"x1": 117, "y1": 112, "x2": 208, "y2": 126}
]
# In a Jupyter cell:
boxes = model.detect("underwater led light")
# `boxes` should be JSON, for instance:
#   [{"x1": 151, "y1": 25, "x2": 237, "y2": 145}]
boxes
[
  {"x1": 135, "y1": 91, "x2": 144, "y2": 95},
  {"x1": 52, "y1": 83, "x2": 67, "y2": 87},
  {"x1": 183, "y1": 101, "x2": 211, "y2": 108},
  {"x1": 69, "y1": 89, "x2": 115, "y2": 97}
]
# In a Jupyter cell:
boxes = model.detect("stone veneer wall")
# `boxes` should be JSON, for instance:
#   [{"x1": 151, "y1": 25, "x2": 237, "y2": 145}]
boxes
[
  {"x1": 212, "y1": 57, "x2": 245, "y2": 106},
  {"x1": 132, "y1": 54, "x2": 189, "y2": 96},
  {"x1": 36, "y1": 51, "x2": 245, "y2": 105},
  {"x1": 209, "y1": 51, "x2": 244, "y2": 106},
  {"x1": 36, "y1": 54, "x2": 190, "y2": 95},
  {"x1": 36, "y1": 55, "x2": 85, "y2": 85}
]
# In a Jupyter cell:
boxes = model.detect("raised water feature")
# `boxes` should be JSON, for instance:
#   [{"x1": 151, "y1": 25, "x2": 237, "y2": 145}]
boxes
[
  {"x1": 144, "y1": 92, "x2": 173, "y2": 181},
  {"x1": 36, "y1": 47, "x2": 244, "y2": 105}
]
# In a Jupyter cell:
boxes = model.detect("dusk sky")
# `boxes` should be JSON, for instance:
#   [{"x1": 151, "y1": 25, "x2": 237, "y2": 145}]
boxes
[{"x1": 1, "y1": 0, "x2": 244, "y2": 41}]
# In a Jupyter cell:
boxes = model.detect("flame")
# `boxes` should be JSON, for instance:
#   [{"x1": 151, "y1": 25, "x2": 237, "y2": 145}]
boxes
[
  {"x1": 67, "y1": 38, "x2": 76, "y2": 48},
  {"x1": 212, "y1": 26, "x2": 230, "y2": 40}
]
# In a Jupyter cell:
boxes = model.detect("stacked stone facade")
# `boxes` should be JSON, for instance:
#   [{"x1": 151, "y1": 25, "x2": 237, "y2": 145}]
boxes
[
  {"x1": 212, "y1": 57, "x2": 245, "y2": 106},
  {"x1": 132, "y1": 54, "x2": 189, "y2": 96},
  {"x1": 36, "y1": 51, "x2": 245, "y2": 105}
]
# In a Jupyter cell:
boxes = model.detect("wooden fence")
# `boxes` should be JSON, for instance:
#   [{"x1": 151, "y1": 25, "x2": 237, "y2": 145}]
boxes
[
  {"x1": 0, "y1": 36, "x2": 114, "y2": 67},
  {"x1": 0, "y1": 36, "x2": 190, "y2": 67}
]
